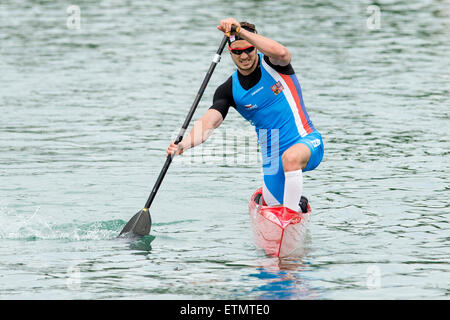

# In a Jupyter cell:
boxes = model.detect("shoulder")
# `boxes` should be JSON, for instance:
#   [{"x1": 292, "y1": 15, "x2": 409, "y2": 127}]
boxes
[
  {"x1": 210, "y1": 76, "x2": 235, "y2": 120},
  {"x1": 263, "y1": 54, "x2": 295, "y2": 75},
  {"x1": 214, "y1": 76, "x2": 233, "y2": 98}
]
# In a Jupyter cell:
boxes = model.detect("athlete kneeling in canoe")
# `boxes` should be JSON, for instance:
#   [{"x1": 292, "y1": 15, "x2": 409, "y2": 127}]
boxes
[{"x1": 167, "y1": 18, "x2": 324, "y2": 213}]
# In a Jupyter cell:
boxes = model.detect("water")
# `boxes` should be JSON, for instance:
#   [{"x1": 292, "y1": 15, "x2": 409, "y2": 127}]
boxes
[{"x1": 1, "y1": 0, "x2": 449, "y2": 299}]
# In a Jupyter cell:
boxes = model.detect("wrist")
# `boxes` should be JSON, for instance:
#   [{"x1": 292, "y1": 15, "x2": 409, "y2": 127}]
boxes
[
  {"x1": 237, "y1": 27, "x2": 247, "y2": 38},
  {"x1": 236, "y1": 28, "x2": 255, "y2": 44}
]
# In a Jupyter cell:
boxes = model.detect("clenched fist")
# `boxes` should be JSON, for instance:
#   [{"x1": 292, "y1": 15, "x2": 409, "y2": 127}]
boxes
[
  {"x1": 217, "y1": 18, "x2": 241, "y2": 35},
  {"x1": 166, "y1": 141, "x2": 185, "y2": 158}
]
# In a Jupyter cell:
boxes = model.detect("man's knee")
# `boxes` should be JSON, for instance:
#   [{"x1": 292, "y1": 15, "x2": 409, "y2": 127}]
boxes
[{"x1": 282, "y1": 145, "x2": 310, "y2": 171}]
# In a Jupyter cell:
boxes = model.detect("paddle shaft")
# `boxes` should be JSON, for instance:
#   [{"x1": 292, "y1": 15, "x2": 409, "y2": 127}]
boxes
[{"x1": 144, "y1": 35, "x2": 229, "y2": 209}]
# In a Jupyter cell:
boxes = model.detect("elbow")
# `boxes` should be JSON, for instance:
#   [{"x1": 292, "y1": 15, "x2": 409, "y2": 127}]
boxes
[
  {"x1": 278, "y1": 48, "x2": 290, "y2": 63},
  {"x1": 201, "y1": 127, "x2": 215, "y2": 143},
  {"x1": 212, "y1": 117, "x2": 223, "y2": 129},
  {"x1": 206, "y1": 115, "x2": 222, "y2": 130},
  {"x1": 200, "y1": 120, "x2": 219, "y2": 143}
]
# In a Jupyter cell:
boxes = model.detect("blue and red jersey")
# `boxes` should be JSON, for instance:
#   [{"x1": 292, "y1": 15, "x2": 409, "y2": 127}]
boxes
[
  {"x1": 232, "y1": 53, "x2": 315, "y2": 153},
  {"x1": 211, "y1": 53, "x2": 317, "y2": 155},
  {"x1": 210, "y1": 53, "x2": 323, "y2": 205}
]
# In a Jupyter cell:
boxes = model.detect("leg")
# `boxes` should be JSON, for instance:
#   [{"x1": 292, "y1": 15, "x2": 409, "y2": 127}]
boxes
[
  {"x1": 262, "y1": 155, "x2": 285, "y2": 206},
  {"x1": 281, "y1": 143, "x2": 311, "y2": 172},
  {"x1": 281, "y1": 143, "x2": 311, "y2": 211},
  {"x1": 262, "y1": 131, "x2": 324, "y2": 209}
]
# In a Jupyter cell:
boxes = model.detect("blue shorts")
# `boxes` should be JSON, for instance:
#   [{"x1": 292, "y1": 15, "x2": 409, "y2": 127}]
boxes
[{"x1": 262, "y1": 130, "x2": 324, "y2": 205}]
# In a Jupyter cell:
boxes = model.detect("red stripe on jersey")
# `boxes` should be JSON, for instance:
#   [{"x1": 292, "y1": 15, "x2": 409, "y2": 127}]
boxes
[{"x1": 279, "y1": 73, "x2": 313, "y2": 134}]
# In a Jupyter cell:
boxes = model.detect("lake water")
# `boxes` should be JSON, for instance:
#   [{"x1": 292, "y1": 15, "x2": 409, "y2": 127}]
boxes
[{"x1": 0, "y1": 0, "x2": 449, "y2": 299}]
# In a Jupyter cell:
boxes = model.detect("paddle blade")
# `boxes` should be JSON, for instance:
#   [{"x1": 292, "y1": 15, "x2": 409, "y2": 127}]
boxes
[{"x1": 119, "y1": 209, "x2": 151, "y2": 237}]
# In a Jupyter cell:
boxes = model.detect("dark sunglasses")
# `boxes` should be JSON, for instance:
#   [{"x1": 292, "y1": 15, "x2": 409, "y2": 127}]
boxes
[{"x1": 229, "y1": 45, "x2": 255, "y2": 55}]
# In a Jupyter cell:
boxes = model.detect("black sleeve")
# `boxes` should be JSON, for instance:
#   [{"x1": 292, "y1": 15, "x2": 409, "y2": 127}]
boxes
[
  {"x1": 263, "y1": 55, "x2": 295, "y2": 75},
  {"x1": 209, "y1": 76, "x2": 235, "y2": 121}
]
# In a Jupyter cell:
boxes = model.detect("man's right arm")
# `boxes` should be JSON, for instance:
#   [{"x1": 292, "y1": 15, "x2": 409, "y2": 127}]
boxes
[
  {"x1": 166, "y1": 109, "x2": 223, "y2": 157},
  {"x1": 166, "y1": 78, "x2": 234, "y2": 157}
]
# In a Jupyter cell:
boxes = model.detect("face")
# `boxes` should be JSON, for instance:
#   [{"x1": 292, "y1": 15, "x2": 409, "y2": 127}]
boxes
[{"x1": 229, "y1": 40, "x2": 258, "y2": 72}]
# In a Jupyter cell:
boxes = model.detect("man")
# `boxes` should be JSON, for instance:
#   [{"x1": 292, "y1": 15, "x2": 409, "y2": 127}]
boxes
[{"x1": 167, "y1": 18, "x2": 324, "y2": 212}]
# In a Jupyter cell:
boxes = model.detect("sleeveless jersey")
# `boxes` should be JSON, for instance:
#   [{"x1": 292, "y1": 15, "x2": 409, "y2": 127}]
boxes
[{"x1": 232, "y1": 53, "x2": 315, "y2": 157}]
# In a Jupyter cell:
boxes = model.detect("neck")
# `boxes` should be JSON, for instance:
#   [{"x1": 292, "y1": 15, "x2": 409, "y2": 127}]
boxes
[{"x1": 237, "y1": 55, "x2": 259, "y2": 76}]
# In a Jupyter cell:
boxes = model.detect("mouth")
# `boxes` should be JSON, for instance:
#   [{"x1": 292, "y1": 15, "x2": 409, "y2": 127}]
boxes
[{"x1": 240, "y1": 59, "x2": 251, "y2": 67}]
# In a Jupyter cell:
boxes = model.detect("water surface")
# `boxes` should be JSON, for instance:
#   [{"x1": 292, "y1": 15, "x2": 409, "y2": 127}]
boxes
[{"x1": 0, "y1": 0, "x2": 449, "y2": 299}]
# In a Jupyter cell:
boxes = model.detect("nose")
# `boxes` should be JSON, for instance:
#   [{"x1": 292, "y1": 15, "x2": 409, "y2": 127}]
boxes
[{"x1": 240, "y1": 52, "x2": 249, "y2": 59}]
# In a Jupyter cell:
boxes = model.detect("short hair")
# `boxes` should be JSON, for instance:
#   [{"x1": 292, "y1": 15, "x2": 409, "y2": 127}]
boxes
[{"x1": 240, "y1": 21, "x2": 257, "y2": 34}]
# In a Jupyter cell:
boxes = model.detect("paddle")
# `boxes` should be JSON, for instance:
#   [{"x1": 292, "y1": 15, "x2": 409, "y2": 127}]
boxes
[{"x1": 118, "y1": 28, "x2": 236, "y2": 237}]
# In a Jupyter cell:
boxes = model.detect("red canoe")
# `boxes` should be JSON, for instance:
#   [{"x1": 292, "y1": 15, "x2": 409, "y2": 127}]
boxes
[{"x1": 248, "y1": 187, "x2": 311, "y2": 257}]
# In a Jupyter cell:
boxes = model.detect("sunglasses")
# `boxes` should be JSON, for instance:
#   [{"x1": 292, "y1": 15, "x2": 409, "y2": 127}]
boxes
[{"x1": 229, "y1": 45, "x2": 255, "y2": 55}]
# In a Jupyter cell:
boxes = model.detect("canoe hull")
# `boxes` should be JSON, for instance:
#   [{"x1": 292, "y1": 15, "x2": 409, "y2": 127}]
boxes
[{"x1": 248, "y1": 188, "x2": 311, "y2": 257}]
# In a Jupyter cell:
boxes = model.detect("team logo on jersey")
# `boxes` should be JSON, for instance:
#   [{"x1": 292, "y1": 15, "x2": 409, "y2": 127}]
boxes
[
  {"x1": 271, "y1": 81, "x2": 284, "y2": 95},
  {"x1": 311, "y1": 139, "x2": 321, "y2": 147}
]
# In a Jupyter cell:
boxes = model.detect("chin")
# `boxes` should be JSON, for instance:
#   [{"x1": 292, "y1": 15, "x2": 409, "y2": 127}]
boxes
[{"x1": 239, "y1": 59, "x2": 256, "y2": 70}]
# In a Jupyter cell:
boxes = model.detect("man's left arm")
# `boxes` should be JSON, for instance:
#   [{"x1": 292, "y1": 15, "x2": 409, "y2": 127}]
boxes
[{"x1": 238, "y1": 28, "x2": 291, "y2": 66}]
